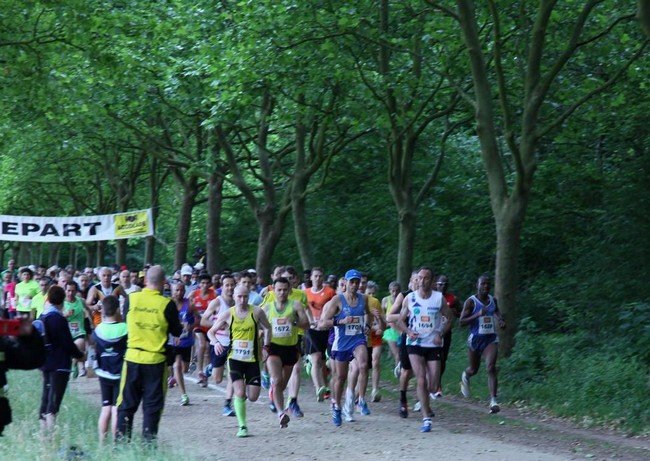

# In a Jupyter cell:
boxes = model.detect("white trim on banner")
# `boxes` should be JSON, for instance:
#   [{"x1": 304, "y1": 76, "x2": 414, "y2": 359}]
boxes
[{"x1": 0, "y1": 209, "x2": 154, "y2": 242}]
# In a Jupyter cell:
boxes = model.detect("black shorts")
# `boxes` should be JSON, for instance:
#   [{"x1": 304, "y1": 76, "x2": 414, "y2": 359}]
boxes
[
  {"x1": 210, "y1": 344, "x2": 229, "y2": 368},
  {"x1": 366, "y1": 346, "x2": 373, "y2": 369},
  {"x1": 305, "y1": 329, "x2": 329, "y2": 355},
  {"x1": 168, "y1": 346, "x2": 192, "y2": 365},
  {"x1": 406, "y1": 345, "x2": 443, "y2": 362},
  {"x1": 228, "y1": 359, "x2": 261, "y2": 386},
  {"x1": 99, "y1": 377, "x2": 120, "y2": 406},
  {"x1": 269, "y1": 343, "x2": 300, "y2": 367},
  {"x1": 398, "y1": 334, "x2": 412, "y2": 370}
]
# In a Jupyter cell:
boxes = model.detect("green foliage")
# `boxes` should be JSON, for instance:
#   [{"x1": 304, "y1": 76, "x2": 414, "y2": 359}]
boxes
[{"x1": 503, "y1": 331, "x2": 650, "y2": 432}]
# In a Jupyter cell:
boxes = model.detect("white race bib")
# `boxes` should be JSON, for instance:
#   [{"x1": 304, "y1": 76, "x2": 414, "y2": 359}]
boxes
[
  {"x1": 345, "y1": 316, "x2": 364, "y2": 336},
  {"x1": 231, "y1": 339, "x2": 254, "y2": 361},
  {"x1": 69, "y1": 321, "x2": 80, "y2": 336},
  {"x1": 272, "y1": 317, "x2": 293, "y2": 338},
  {"x1": 478, "y1": 315, "x2": 495, "y2": 335},
  {"x1": 416, "y1": 315, "x2": 435, "y2": 335}
]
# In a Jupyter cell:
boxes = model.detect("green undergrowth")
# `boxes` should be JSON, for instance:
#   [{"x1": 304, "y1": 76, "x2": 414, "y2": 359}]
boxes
[
  {"x1": 1, "y1": 370, "x2": 198, "y2": 461},
  {"x1": 377, "y1": 325, "x2": 650, "y2": 434},
  {"x1": 502, "y1": 327, "x2": 650, "y2": 434}
]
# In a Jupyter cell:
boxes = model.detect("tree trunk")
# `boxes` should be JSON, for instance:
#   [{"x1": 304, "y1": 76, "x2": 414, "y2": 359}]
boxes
[
  {"x1": 83, "y1": 243, "x2": 94, "y2": 268},
  {"x1": 255, "y1": 208, "x2": 285, "y2": 283},
  {"x1": 493, "y1": 198, "x2": 527, "y2": 356},
  {"x1": 96, "y1": 241, "x2": 106, "y2": 267},
  {"x1": 292, "y1": 171, "x2": 313, "y2": 271},
  {"x1": 396, "y1": 206, "x2": 416, "y2": 287},
  {"x1": 206, "y1": 172, "x2": 224, "y2": 275},
  {"x1": 69, "y1": 244, "x2": 78, "y2": 269},
  {"x1": 174, "y1": 175, "x2": 200, "y2": 270},
  {"x1": 48, "y1": 243, "x2": 59, "y2": 266},
  {"x1": 115, "y1": 239, "x2": 127, "y2": 266}
]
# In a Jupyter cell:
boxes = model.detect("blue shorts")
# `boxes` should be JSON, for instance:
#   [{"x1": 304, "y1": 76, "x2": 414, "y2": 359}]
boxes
[
  {"x1": 467, "y1": 333, "x2": 498, "y2": 355},
  {"x1": 331, "y1": 341, "x2": 366, "y2": 362},
  {"x1": 210, "y1": 345, "x2": 229, "y2": 368}
]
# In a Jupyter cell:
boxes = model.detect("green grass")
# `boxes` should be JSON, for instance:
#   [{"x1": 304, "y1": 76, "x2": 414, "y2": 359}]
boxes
[
  {"x1": 378, "y1": 326, "x2": 650, "y2": 434},
  {"x1": 1, "y1": 370, "x2": 198, "y2": 460}
]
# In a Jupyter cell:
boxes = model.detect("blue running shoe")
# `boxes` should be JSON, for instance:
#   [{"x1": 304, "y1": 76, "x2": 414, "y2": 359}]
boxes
[
  {"x1": 261, "y1": 371, "x2": 270, "y2": 390},
  {"x1": 331, "y1": 405, "x2": 342, "y2": 427},
  {"x1": 358, "y1": 399, "x2": 371, "y2": 416},
  {"x1": 222, "y1": 403, "x2": 236, "y2": 417},
  {"x1": 204, "y1": 363, "x2": 213, "y2": 378},
  {"x1": 288, "y1": 399, "x2": 304, "y2": 418},
  {"x1": 420, "y1": 418, "x2": 432, "y2": 433}
]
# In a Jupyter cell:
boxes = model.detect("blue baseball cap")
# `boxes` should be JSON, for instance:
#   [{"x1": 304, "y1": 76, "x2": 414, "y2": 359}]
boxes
[{"x1": 344, "y1": 269, "x2": 362, "y2": 281}]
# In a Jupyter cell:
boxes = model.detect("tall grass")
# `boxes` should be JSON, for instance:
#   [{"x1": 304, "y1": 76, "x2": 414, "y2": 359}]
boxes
[{"x1": 1, "y1": 370, "x2": 198, "y2": 460}]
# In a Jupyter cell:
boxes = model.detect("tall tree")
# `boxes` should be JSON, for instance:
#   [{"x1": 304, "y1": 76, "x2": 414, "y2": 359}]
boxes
[{"x1": 450, "y1": 0, "x2": 648, "y2": 354}]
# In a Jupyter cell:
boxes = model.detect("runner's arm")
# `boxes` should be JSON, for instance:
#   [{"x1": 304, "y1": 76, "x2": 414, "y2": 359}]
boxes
[
  {"x1": 293, "y1": 301, "x2": 310, "y2": 330},
  {"x1": 459, "y1": 297, "x2": 479, "y2": 326},
  {"x1": 385, "y1": 292, "x2": 405, "y2": 323},
  {"x1": 317, "y1": 297, "x2": 340, "y2": 329}
]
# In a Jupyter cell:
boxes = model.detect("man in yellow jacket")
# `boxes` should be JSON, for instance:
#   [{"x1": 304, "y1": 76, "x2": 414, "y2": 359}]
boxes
[{"x1": 116, "y1": 265, "x2": 182, "y2": 441}]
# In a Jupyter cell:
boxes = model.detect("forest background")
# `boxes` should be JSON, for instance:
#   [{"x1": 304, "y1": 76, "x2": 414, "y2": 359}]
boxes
[{"x1": 1, "y1": 0, "x2": 649, "y2": 432}]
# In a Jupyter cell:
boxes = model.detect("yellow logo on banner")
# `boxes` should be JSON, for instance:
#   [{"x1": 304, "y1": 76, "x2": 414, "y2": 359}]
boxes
[{"x1": 114, "y1": 211, "x2": 149, "y2": 238}]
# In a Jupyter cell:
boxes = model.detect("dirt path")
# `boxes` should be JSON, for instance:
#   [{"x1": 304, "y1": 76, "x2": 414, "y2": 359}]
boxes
[{"x1": 69, "y1": 373, "x2": 650, "y2": 461}]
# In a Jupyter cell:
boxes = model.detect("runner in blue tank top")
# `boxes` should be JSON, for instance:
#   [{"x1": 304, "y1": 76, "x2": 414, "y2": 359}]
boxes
[
  {"x1": 319, "y1": 269, "x2": 375, "y2": 427},
  {"x1": 459, "y1": 275, "x2": 506, "y2": 414}
]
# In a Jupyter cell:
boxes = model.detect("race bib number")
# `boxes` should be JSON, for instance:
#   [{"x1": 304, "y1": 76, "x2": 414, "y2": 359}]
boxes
[
  {"x1": 478, "y1": 315, "x2": 495, "y2": 335},
  {"x1": 272, "y1": 317, "x2": 293, "y2": 338},
  {"x1": 69, "y1": 321, "x2": 80, "y2": 336},
  {"x1": 21, "y1": 296, "x2": 32, "y2": 308},
  {"x1": 416, "y1": 315, "x2": 434, "y2": 335},
  {"x1": 231, "y1": 339, "x2": 254, "y2": 361},
  {"x1": 345, "y1": 316, "x2": 363, "y2": 336}
]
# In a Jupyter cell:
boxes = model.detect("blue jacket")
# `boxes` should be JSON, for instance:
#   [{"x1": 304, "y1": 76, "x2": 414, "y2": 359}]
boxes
[{"x1": 40, "y1": 306, "x2": 83, "y2": 372}]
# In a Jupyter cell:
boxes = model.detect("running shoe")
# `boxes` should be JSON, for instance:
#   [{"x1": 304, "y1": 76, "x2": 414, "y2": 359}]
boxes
[
  {"x1": 236, "y1": 426, "x2": 248, "y2": 438},
  {"x1": 393, "y1": 362, "x2": 401, "y2": 378},
  {"x1": 288, "y1": 399, "x2": 304, "y2": 418},
  {"x1": 222, "y1": 403, "x2": 236, "y2": 417},
  {"x1": 431, "y1": 388, "x2": 443, "y2": 399},
  {"x1": 198, "y1": 372, "x2": 208, "y2": 388},
  {"x1": 413, "y1": 400, "x2": 421, "y2": 412},
  {"x1": 460, "y1": 371, "x2": 471, "y2": 398},
  {"x1": 343, "y1": 391, "x2": 354, "y2": 421},
  {"x1": 78, "y1": 367, "x2": 87, "y2": 378},
  {"x1": 167, "y1": 376, "x2": 177, "y2": 388},
  {"x1": 323, "y1": 388, "x2": 331, "y2": 400},
  {"x1": 269, "y1": 388, "x2": 277, "y2": 413},
  {"x1": 317, "y1": 386, "x2": 327, "y2": 402},
  {"x1": 261, "y1": 371, "x2": 271, "y2": 390},
  {"x1": 181, "y1": 394, "x2": 189, "y2": 406},
  {"x1": 371, "y1": 389, "x2": 381, "y2": 403},
  {"x1": 399, "y1": 402, "x2": 408, "y2": 419},
  {"x1": 204, "y1": 363, "x2": 213, "y2": 378},
  {"x1": 188, "y1": 360, "x2": 197, "y2": 374},
  {"x1": 420, "y1": 418, "x2": 432, "y2": 433},
  {"x1": 358, "y1": 399, "x2": 371, "y2": 416},
  {"x1": 331, "y1": 405, "x2": 342, "y2": 427},
  {"x1": 279, "y1": 412, "x2": 290, "y2": 428},
  {"x1": 489, "y1": 399, "x2": 500, "y2": 414}
]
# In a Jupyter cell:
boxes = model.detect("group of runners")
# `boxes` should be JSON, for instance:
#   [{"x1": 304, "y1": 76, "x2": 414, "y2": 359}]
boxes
[{"x1": 0, "y1": 259, "x2": 506, "y2": 439}]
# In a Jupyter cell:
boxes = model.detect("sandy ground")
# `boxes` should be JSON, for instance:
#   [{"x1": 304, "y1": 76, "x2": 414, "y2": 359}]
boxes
[{"x1": 68, "y1": 370, "x2": 650, "y2": 461}]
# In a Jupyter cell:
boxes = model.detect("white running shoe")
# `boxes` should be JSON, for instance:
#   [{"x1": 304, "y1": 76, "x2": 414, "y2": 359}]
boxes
[
  {"x1": 413, "y1": 400, "x2": 421, "y2": 412},
  {"x1": 343, "y1": 389, "x2": 355, "y2": 421},
  {"x1": 489, "y1": 398, "x2": 500, "y2": 414},
  {"x1": 460, "y1": 371, "x2": 471, "y2": 398},
  {"x1": 393, "y1": 362, "x2": 401, "y2": 378}
]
